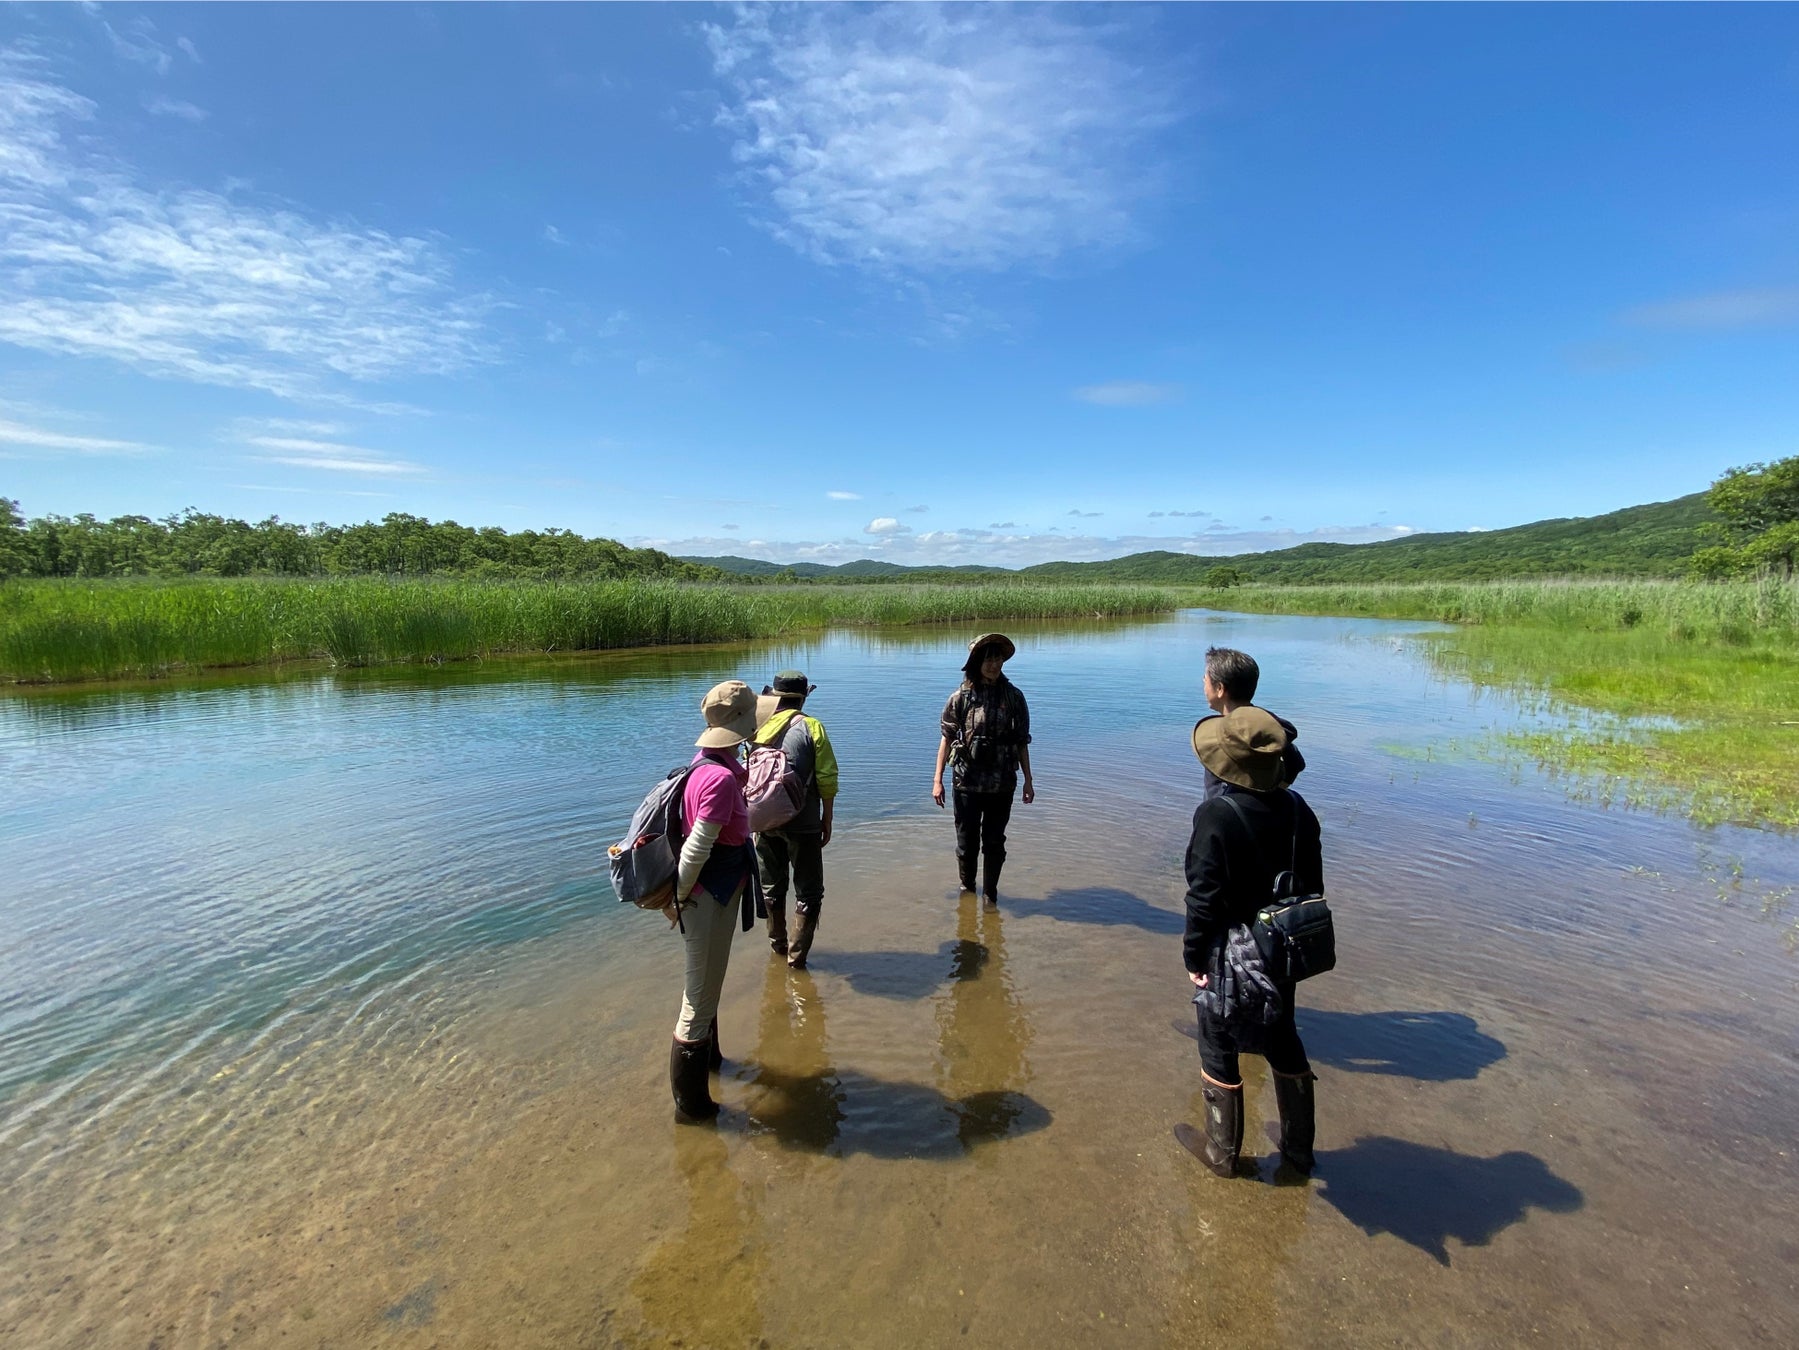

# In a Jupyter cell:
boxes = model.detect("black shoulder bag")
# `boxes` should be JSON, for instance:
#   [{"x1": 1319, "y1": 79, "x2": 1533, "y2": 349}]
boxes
[{"x1": 1218, "y1": 792, "x2": 1337, "y2": 984}]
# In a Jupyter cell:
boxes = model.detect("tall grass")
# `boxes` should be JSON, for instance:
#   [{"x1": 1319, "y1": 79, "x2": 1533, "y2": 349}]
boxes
[
  {"x1": 0, "y1": 578, "x2": 1179, "y2": 683},
  {"x1": 1183, "y1": 576, "x2": 1799, "y2": 643}
]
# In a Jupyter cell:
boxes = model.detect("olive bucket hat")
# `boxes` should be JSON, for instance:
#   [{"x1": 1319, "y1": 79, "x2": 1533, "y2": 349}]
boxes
[
  {"x1": 1191, "y1": 706, "x2": 1289, "y2": 792},
  {"x1": 967, "y1": 632, "x2": 1017, "y2": 661},
  {"x1": 696, "y1": 680, "x2": 759, "y2": 748}
]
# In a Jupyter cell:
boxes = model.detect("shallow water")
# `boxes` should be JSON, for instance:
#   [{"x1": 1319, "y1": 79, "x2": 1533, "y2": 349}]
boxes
[{"x1": 2, "y1": 611, "x2": 1795, "y2": 1347}]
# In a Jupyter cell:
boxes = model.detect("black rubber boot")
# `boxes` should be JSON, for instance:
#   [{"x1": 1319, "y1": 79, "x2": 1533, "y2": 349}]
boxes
[
  {"x1": 767, "y1": 900, "x2": 789, "y2": 956},
  {"x1": 981, "y1": 853, "x2": 1003, "y2": 907},
  {"x1": 1272, "y1": 1070, "x2": 1317, "y2": 1174},
  {"x1": 787, "y1": 909, "x2": 819, "y2": 970},
  {"x1": 957, "y1": 857, "x2": 976, "y2": 894},
  {"x1": 1176, "y1": 1082, "x2": 1243, "y2": 1177},
  {"x1": 707, "y1": 1016, "x2": 723, "y2": 1072},
  {"x1": 669, "y1": 1037, "x2": 719, "y2": 1123}
]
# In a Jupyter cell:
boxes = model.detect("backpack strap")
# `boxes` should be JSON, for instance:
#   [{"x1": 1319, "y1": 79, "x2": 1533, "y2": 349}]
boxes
[{"x1": 1216, "y1": 790, "x2": 1299, "y2": 896}]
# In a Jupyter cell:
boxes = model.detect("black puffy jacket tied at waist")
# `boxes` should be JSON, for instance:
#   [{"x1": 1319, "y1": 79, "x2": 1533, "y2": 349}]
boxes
[{"x1": 1182, "y1": 786, "x2": 1324, "y2": 975}]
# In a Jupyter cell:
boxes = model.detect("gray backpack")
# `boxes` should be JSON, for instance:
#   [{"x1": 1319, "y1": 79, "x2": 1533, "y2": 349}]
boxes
[{"x1": 608, "y1": 766, "x2": 695, "y2": 917}]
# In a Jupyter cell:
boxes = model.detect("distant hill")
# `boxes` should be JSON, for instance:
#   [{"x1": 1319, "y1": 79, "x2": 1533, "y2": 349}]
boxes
[{"x1": 684, "y1": 493, "x2": 1717, "y2": 584}]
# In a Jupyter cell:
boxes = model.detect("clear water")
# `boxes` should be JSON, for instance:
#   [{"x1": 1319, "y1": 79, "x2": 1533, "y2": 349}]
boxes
[{"x1": 1, "y1": 611, "x2": 1794, "y2": 1347}]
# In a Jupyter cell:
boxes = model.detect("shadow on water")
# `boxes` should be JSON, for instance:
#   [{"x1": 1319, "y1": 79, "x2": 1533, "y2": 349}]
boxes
[
  {"x1": 1301, "y1": 1010, "x2": 1507, "y2": 1081},
  {"x1": 742, "y1": 963, "x2": 1049, "y2": 1159},
  {"x1": 810, "y1": 940, "x2": 982, "y2": 1001},
  {"x1": 1010, "y1": 886, "x2": 1184, "y2": 936},
  {"x1": 1316, "y1": 1137, "x2": 1583, "y2": 1266},
  {"x1": 1167, "y1": 1009, "x2": 1507, "y2": 1084}
]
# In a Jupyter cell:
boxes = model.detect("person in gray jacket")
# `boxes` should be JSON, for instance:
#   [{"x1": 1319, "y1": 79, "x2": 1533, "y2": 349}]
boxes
[{"x1": 751, "y1": 670, "x2": 840, "y2": 970}]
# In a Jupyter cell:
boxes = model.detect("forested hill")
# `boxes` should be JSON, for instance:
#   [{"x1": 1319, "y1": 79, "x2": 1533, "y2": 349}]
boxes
[
  {"x1": 1025, "y1": 493, "x2": 1715, "y2": 583},
  {"x1": 686, "y1": 493, "x2": 1715, "y2": 583}
]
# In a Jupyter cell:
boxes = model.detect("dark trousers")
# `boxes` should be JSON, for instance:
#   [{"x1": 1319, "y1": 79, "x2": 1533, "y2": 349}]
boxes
[
  {"x1": 1195, "y1": 985, "x2": 1311, "y2": 1085},
  {"x1": 757, "y1": 830, "x2": 825, "y2": 921},
  {"x1": 952, "y1": 787, "x2": 1013, "y2": 890}
]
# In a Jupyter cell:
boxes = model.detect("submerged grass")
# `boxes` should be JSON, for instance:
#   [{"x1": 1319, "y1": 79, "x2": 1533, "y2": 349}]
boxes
[
  {"x1": 0, "y1": 577, "x2": 1179, "y2": 684},
  {"x1": 1185, "y1": 578, "x2": 1799, "y2": 831}
]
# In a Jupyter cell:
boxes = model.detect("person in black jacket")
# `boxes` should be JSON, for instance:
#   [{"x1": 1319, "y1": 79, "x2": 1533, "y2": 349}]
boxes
[
  {"x1": 1195, "y1": 645, "x2": 1305, "y2": 800},
  {"x1": 1180, "y1": 705, "x2": 1322, "y2": 1178}
]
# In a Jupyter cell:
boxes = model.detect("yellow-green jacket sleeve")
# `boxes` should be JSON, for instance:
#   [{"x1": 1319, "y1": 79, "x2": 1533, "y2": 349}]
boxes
[{"x1": 805, "y1": 715, "x2": 839, "y2": 801}]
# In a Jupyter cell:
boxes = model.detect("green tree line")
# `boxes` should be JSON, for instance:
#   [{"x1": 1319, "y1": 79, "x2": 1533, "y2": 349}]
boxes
[{"x1": 0, "y1": 501, "x2": 723, "y2": 582}]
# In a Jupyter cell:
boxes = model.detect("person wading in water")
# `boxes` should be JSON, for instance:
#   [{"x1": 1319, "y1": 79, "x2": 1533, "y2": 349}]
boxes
[{"x1": 932, "y1": 633, "x2": 1034, "y2": 906}]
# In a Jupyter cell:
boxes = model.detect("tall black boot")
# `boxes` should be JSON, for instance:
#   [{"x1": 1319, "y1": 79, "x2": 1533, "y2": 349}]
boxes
[
  {"x1": 1176, "y1": 1082, "x2": 1242, "y2": 1177},
  {"x1": 981, "y1": 852, "x2": 1004, "y2": 906},
  {"x1": 787, "y1": 908, "x2": 819, "y2": 970},
  {"x1": 707, "y1": 1016, "x2": 723, "y2": 1072},
  {"x1": 669, "y1": 1037, "x2": 719, "y2": 1123},
  {"x1": 1272, "y1": 1070, "x2": 1317, "y2": 1174},
  {"x1": 957, "y1": 854, "x2": 976, "y2": 894}
]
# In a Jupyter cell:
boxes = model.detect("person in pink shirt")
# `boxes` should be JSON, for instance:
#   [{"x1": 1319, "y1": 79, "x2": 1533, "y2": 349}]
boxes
[{"x1": 668, "y1": 680, "x2": 761, "y2": 1123}]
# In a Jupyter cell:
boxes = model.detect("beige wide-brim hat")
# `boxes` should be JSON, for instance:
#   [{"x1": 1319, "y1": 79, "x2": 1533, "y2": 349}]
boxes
[
  {"x1": 967, "y1": 632, "x2": 1017, "y2": 661},
  {"x1": 1192, "y1": 706, "x2": 1288, "y2": 792},
  {"x1": 696, "y1": 680, "x2": 759, "y2": 748}
]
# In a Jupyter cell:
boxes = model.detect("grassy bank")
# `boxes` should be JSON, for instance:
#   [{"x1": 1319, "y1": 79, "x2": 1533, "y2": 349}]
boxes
[
  {"x1": 0, "y1": 577, "x2": 1178, "y2": 684},
  {"x1": 1187, "y1": 578, "x2": 1799, "y2": 830}
]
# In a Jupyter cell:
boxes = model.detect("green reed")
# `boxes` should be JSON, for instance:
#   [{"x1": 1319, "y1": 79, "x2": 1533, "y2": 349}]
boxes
[
  {"x1": 1183, "y1": 575, "x2": 1799, "y2": 643},
  {"x1": 0, "y1": 577, "x2": 1178, "y2": 683}
]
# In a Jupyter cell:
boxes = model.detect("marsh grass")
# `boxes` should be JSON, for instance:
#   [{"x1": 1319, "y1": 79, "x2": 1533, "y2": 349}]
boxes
[
  {"x1": 1183, "y1": 575, "x2": 1799, "y2": 642},
  {"x1": 0, "y1": 577, "x2": 1178, "y2": 684}
]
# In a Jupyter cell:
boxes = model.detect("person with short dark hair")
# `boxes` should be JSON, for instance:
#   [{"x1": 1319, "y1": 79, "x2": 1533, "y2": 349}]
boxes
[
  {"x1": 932, "y1": 633, "x2": 1034, "y2": 905},
  {"x1": 751, "y1": 669, "x2": 839, "y2": 971},
  {"x1": 1179, "y1": 706, "x2": 1323, "y2": 1178},
  {"x1": 1197, "y1": 646, "x2": 1306, "y2": 800}
]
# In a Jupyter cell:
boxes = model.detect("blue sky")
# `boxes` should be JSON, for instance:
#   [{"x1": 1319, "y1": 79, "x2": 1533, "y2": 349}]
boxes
[{"x1": 1, "y1": 3, "x2": 1795, "y2": 567}]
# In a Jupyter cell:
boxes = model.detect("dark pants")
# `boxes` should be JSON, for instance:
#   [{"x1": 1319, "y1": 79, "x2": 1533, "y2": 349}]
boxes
[
  {"x1": 1195, "y1": 984, "x2": 1311, "y2": 1085},
  {"x1": 757, "y1": 829, "x2": 824, "y2": 926},
  {"x1": 952, "y1": 787, "x2": 1013, "y2": 891}
]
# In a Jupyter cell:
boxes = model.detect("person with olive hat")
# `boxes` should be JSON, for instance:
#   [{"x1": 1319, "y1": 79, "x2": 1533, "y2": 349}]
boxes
[
  {"x1": 668, "y1": 679, "x2": 763, "y2": 1124},
  {"x1": 932, "y1": 632, "x2": 1034, "y2": 905},
  {"x1": 750, "y1": 668, "x2": 840, "y2": 970},
  {"x1": 1179, "y1": 705, "x2": 1323, "y2": 1177}
]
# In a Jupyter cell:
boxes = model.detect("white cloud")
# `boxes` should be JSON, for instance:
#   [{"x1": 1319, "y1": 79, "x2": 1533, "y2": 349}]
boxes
[
  {"x1": 1074, "y1": 380, "x2": 1182, "y2": 406},
  {"x1": 905, "y1": 504, "x2": 929, "y2": 514},
  {"x1": 0, "y1": 416, "x2": 148, "y2": 454},
  {"x1": 707, "y1": 4, "x2": 1175, "y2": 273},
  {"x1": 144, "y1": 96, "x2": 207, "y2": 122},
  {"x1": 826, "y1": 490, "x2": 861, "y2": 500},
  {"x1": 0, "y1": 51, "x2": 494, "y2": 402},
  {"x1": 242, "y1": 434, "x2": 424, "y2": 477},
  {"x1": 543, "y1": 223, "x2": 567, "y2": 245},
  {"x1": 864, "y1": 516, "x2": 910, "y2": 535},
  {"x1": 1624, "y1": 287, "x2": 1799, "y2": 331},
  {"x1": 648, "y1": 522, "x2": 1419, "y2": 569}
]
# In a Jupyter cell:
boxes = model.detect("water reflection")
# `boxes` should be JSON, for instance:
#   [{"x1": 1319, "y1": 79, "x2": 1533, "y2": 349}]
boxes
[
  {"x1": 628, "y1": 1129, "x2": 766, "y2": 1344},
  {"x1": 746, "y1": 964, "x2": 845, "y2": 1152},
  {"x1": 935, "y1": 893, "x2": 1034, "y2": 1151},
  {"x1": 1316, "y1": 1137, "x2": 1583, "y2": 1266},
  {"x1": 1179, "y1": 1073, "x2": 1312, "y2": 1335}
]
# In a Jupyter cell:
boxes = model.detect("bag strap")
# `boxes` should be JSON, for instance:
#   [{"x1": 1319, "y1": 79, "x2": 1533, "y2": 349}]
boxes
[{"x1": 1217, "y1": 790, "x2": 1299, "y2": 896}]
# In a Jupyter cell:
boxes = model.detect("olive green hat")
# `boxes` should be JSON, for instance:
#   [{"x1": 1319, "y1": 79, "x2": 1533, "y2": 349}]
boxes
[{"x1": 1192, "y1": 706, "x2": 1288, "y2": 792}]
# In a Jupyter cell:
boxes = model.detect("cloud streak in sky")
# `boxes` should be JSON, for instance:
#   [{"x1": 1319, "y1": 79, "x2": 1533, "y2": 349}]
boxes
[
  {"x1": 0, "y1": 50, "x2": 494, "y2": 402},
  {"x1": 1624, "y1": 286, "x2": 1799, "y2": 331},
  {"x1": 708, "y1": 4, "x2": 1175, "y2": 273},
  {"x1": 0, "y1": 416, "x2": 148, "y2": 454},
  {"x1": 644, "y1": 522, "x2": 1416, "y2": 569},
  {"x1": 1075, "y1": 381, "x2": 1182, "y2": 406}
]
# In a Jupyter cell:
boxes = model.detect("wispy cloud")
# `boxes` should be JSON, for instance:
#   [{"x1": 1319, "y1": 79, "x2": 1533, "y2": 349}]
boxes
[
  {"x1": 646, "y1": 522, "x2": 1419, "y2": 569},
  {"x1": 242, "y1": 434, "x2": 424, "y2": 477},
  {"x1": 543, "y1": 223, "x2": 567, "y2": 245},
  {"x1": 826, "y1": 489, "x2": 861, "y2": 500},
  {"x1": 1074, "y1": 380, "x2": 1182, "y2": 406},
  {"x1": 144, "y1": 95, "x2": 207, "y2": 122},
  {"x1": 0, "y1": 416, "x2": 148, "y2": 454},
  {"x1": 1068, "y1": 508, "x2": 1102, "y2": 518},
  {"x1": 905, "y1": 504, "x2": 929, "y2": 514},
  {"x1": 707, "y1": 4, "x2": 1175, "y2": 273},
  {"x1": 0, "y1": 50, "x2": 494, "y2": 402},
  {"x1": 1623, "y1": 286, "x2": 1799, "y2": 331},
  {"x1": 1148, "y1": 508, "x2": 1208, "y2": 518}
]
